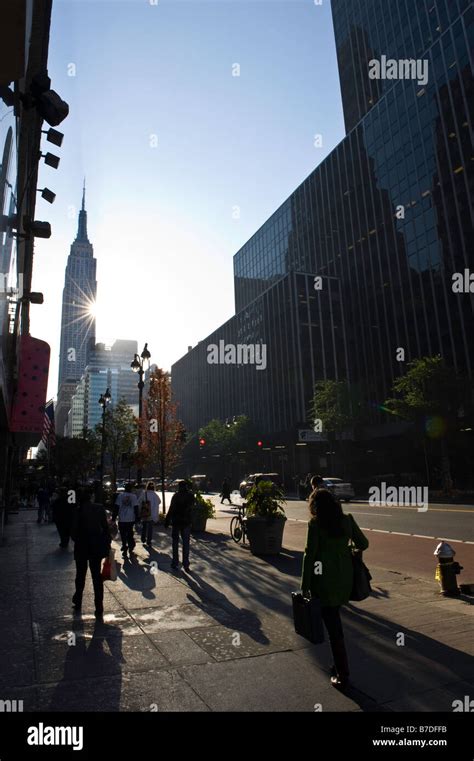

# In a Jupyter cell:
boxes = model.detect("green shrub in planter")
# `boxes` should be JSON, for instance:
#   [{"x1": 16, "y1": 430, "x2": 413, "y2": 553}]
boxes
[
  {"x1": 191, "y1": 491, "x2": 216, "y2": 533},
  {"x1": 245, "y1": 481, "x2": 286, "y2": 555}
]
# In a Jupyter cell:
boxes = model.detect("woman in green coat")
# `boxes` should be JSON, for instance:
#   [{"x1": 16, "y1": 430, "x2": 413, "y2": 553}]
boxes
[{"x1": 301, "y1": 488, "x2": 369, "y2": 689}]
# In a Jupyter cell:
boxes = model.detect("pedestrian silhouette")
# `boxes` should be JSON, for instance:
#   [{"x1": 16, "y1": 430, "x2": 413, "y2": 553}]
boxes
[{"x1": 301, "y1": 488, "x2": 368, "y2": 689}]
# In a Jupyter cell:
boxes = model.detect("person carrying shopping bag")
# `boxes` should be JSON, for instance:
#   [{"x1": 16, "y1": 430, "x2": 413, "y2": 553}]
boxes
[
  {"x1": 139, "y1": 481, "x2": 161, "y2": 547},
  {"x1": 301, "y1": 488, "x2": 368, "y2": 690}
]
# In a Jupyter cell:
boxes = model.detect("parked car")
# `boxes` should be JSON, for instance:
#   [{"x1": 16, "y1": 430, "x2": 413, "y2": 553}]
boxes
[
  {"x1": 239, "y1": 473, "x2": 282, "y2": 498},
  {"x1": 190, "y1": 474, "x2": 209, "y2": 492},
  {"x1": 322, "y1": 477, "x2": 355, "y2": 502}
]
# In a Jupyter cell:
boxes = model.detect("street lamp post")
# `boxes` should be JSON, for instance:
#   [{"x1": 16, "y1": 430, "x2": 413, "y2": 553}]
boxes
[
  {"x1": 131, "y1": 342, "x2": 151, "y2": 484},
  {"x1": 98, "y1": 387, "x2": 111, "y2": 503}
]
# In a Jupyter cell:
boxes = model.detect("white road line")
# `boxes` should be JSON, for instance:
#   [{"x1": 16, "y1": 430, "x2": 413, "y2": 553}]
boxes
[
  {"x1": 283, "y1": 518, "x2": 473, "y2": 544},
  {"x1": 362, "y1": 529, "x2": 473, "y2": 543},
  {"x1": 435, "y1": 537, "x2": 464, "y2": 544},
  {"x1": 351, "y1": 512, "x2": 392, "y2": 517}
]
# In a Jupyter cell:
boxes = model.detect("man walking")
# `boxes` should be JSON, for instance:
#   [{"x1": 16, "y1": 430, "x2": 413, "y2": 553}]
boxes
[
  {"x1": 71, "y1": 487, "x2": 111, "y2": 620},
  {"x1": 139, "y1": 481, "x2": 161, "y2": 547},
  {"x1": 36, "y1": 483, "x2": 51, "y2": 523},
  {"x1": 113, "y1": 483, "x2": 139, "y2": 558},
  {"x1": 220, "y1": 477, "x2": 232, "y2": 505},
  {"x1": 165, "y1": 480, "x2": 194, "y2": 571},
  {"x1": 52, "y1": 484, "x2": 73, "y2": 548}
]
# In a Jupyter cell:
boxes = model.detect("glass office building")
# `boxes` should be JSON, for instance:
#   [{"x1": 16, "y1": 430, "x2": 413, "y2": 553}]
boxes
[
  {"x1": 173, "y1": 274, "x2": 348, "y2": 435},
  {"x1": 173, "y1": 0, "x2": 473, "y2": 442},
  {"x1": 332, "y1": 0, "x2": 473, "y2": 132},
  {"x1": 67, "y1": 340, "x2": 139, "y2": 436}
]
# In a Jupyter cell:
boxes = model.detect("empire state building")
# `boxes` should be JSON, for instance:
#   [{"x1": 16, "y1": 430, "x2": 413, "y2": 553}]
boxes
[{"x1": 56, "y1": 185, "x2": 97, "y2": 435}]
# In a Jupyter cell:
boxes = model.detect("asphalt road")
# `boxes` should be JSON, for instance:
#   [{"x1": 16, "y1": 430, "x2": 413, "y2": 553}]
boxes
[
  {"x1": 208, "y1": 493, "x2": 474, "y2": 581},
  {"x1": 283, "y1": 500, "x2": 474, "y2": 544},
  {"x1": 208, "y1": 493, "x2": 474, "y2": 544}
]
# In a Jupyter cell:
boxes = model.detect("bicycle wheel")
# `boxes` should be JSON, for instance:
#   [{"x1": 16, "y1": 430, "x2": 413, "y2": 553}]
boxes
[{"x1": 230, "y1": 516, "x2": 243, "y2": 543}]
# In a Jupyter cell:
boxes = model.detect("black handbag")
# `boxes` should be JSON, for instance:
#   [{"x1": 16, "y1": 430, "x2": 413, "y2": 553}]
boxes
[
  {"x1": 291, "y1": 592, "x2": 325, "y2": 644},
  {"x1": 350, "y1": 551, "x2": 372, "y2": 601}
]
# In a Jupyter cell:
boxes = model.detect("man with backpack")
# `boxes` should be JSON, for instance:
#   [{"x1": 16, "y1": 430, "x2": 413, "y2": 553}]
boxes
[{"x1": 165, "y1": 480, "x2": 194, "y2": 571}]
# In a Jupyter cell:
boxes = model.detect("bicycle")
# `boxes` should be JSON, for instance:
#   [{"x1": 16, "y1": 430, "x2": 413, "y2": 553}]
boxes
[{"x1": 230, "y1": 502, "x2": 247, "y2": 544}]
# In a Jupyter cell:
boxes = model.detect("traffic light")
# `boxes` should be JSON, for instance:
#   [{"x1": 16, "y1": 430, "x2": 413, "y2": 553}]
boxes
[
  {"x1": 257, "y1": 440, "x2": 263, "y2": 448},
  {"x1": 199, "y1": 437, "x2": 206, "y2": 448}
]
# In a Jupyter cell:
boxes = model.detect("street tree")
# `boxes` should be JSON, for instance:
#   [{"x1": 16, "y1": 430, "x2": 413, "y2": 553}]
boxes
[
  {"x1": 384, "y1": 356, "x2": 471, "y2": 492},
  {"x1": 310, "y1": 380, "x2": 363, "y2": 475},
  {"x1": 55, "y1": 435, "x2": 98, "y2": 483},
  {"x1": 96, "y1": 399, "x2": 137, "y2": 490},
  {"x1": 139, "y1": 367, "x2": 185, "y2": 512},
  {"x1": 198, "y1": 415, "x2": 257, "y2": 457}
]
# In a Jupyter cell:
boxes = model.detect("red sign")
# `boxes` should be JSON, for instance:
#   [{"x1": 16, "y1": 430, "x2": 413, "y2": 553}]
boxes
[{"x1": 10, "y1": 335, "x2": 50, "y2": 437}]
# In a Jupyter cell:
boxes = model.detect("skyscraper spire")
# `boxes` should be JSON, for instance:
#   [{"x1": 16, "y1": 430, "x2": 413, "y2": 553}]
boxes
[{"x1": 76, "y1": 180, "x2": 89, "y2": 242}]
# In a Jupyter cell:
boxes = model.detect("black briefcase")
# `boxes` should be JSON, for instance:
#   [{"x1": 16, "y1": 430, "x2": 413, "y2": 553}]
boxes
[{"x1": 291, "y1": 592, "x2": 325, "y2": 644}]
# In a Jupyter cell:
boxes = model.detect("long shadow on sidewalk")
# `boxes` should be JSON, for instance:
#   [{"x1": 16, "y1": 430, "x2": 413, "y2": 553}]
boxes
[
  {"x1": 46, "y1": 616, "x2": 124, "y2": 711},
  {"x1": 299, "y1": 601, "x2": 474, "y2": 711},
  {"x1": 182, "y1": 570, "x2": 270, "y2": 645}
]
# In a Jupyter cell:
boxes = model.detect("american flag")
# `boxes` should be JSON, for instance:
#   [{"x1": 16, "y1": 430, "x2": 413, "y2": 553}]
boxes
[{"x1": 41, "y1": 400, "x2": 56, "y2": 447}]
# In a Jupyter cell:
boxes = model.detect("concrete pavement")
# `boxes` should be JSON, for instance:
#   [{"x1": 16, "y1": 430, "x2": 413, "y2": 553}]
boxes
[{"x1": 0, "y1": 504, "x2": 473, "y2": 712}]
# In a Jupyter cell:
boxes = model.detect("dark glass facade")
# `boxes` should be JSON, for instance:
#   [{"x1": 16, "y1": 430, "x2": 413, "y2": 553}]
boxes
[
  {"x1": 172, "y1": 273, "x2": 347, "y2": 435},
  {"x1": 173, "y1": 0, "x2": 473, "y2": 439},
  {"x1": 332, "y1": 0, "x2": 472, "y2": 133}
]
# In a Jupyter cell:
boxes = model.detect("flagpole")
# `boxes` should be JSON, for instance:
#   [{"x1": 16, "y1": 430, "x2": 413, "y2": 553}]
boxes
[{"x1": 47, "y1": 433, "x2": 51, "y2": 481}]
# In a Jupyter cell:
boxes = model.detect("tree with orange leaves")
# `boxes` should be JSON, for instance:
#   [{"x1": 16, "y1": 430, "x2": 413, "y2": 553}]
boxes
[{"x1": 139, "y1": 367, "x2": 185, "y2": 512}]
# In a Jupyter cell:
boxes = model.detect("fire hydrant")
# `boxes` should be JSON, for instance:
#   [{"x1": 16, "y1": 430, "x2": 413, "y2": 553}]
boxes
[{"x1": 434, "y1": 542, "x2": 463, "y2": 596}]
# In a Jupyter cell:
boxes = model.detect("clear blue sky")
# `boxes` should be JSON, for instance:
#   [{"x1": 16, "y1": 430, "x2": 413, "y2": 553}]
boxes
[{"x1": 30, "y1": 0, "x2": 345, "y2": 400}]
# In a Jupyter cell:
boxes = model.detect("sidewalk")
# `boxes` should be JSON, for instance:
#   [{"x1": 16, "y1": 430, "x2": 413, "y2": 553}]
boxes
[{"x1": 0, "y1": 507, "x2": 472, "y2": 712}]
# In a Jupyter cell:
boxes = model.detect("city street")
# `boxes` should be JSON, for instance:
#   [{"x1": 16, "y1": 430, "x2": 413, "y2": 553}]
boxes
[
  {"x1": 213, "y1": 493, "x2": 474, "y2": 581},
  {"x1": 1, "y1": 500, "x2": 472, "y2": 714},
  {"x1": 282, "y1": 500, "x2": 474, "y2": 543},
  {"x1": 1, "y1": 0, "x2": 473, "y2": 740}
]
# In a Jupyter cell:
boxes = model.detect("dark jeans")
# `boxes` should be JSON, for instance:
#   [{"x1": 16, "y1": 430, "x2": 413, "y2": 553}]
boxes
[
  {"x1": 321, "y1": 605, "x2": 344, "y2": 643},
  {"x1": 221, "y1": 495, "x2": 232, "y2": 504},
  {"x1": 172, "y1": 524, "x2": 191, "y2": 566},
  {"x1": 74, "y1": 555, "x2": 103, "y2": 612},
  {"x1": 141, "y1": 521, "x2": 153, "y2": 544},
  {"x1": 119, "y1": 522, "x2": 135, "y2": 553},
  {"x1": 37, "y1": 503, "x2": 49, "y2": 522},
  {"x1": 56, "y1": 521, "x2": 70, "y2": 547}
]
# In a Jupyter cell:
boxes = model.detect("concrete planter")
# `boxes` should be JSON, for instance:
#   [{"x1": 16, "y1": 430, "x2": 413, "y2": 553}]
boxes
[
  {"x1": 191, "y1": 514, "x2": 208, "y2": 533},
  {"x1": 245, "y1": 516, "x2": 286, "y2": 555}
]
